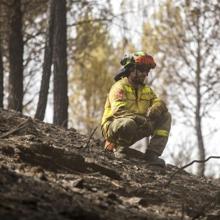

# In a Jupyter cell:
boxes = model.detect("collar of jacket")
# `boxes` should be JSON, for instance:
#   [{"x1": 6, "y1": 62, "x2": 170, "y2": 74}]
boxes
[{"x1": 119, "y1": 77, "x2": 145, "y2": 89}]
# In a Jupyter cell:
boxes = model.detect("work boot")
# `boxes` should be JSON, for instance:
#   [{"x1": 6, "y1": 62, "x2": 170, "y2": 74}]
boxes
[
  {"x1": 113, "y1": 146, "x2": 127, "y2": 159},
  {"x1": 145, "y1": 150, "x2": 166, "y2": 168}
]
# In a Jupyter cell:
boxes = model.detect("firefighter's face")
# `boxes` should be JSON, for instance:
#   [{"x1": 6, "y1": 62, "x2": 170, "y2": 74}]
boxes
[{"x1": 128, "y1": 68, "x2": 150, "y2": 85}]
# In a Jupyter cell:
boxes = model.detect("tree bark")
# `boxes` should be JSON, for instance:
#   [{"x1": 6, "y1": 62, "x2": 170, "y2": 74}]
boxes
[
  {"x1": 0, "y1": 41, "x2": 3, "y2": 108},
  {"x1": 195, "y1": 36, "x2": 205, "y2": 176},
  {"x1": 8, "y1": 0, "x2": 23, "y2": 112},
  {"x1": 0, "y1": 2, "x2": 4, "y2": 108},
  {"x1": 35, "y1": 0, "x2": 55, "y2": 120},
  {"x1": 53, "y1": 0, "x2": 68, "y2": 128}
]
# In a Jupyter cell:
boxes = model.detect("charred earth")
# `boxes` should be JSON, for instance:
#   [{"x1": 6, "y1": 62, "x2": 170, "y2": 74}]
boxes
[{"x1": 0, "y1": 109, "x2": 220, "y2": 220}]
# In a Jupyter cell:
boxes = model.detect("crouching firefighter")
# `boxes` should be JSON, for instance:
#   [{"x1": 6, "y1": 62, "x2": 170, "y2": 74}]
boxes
[{"x1": 101, "y1": 51, "x2": 171, "y2": 167}]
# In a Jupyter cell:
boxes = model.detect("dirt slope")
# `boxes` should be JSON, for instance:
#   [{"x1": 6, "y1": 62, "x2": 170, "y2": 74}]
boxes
[{"x1": 0, "y1": 109, "x2": 220, "y2": 220}]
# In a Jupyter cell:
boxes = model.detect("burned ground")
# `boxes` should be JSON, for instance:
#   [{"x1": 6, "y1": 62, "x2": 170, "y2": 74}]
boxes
[{"x1": 0, "y1": 109, "x2": 220, "y2": 220}]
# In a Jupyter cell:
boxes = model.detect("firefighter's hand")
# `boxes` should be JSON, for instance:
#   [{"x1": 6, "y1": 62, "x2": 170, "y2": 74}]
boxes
[
  {"x1": 133, "y1": 114, "x2": 147, "y2": 125},
  {"x1": 104, "y1": 140, "x2": 115, "y2": 152},
  {"x1": 147, "y1": 101, "x2": 167, "y2": 119}
]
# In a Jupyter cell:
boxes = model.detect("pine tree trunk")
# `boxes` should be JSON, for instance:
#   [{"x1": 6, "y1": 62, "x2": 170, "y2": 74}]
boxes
[
  {"x1": 8, "y1": 0, "x2": 23, "y2": 112},
  {"x1": 0, "y1": 2, "x2": 4, "y2": 108},
  {"x1": 35, "y1": 0, "x2": 55, "y2": 120},
  {"x1": 53, "y1": 0, "x2": 68, "y2": 128},
  {"x1": 0, "y1": 42, "x2": 3, "y2": 108}
]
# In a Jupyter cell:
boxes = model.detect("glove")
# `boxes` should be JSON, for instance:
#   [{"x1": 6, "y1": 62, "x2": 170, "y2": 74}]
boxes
[
  {"x1": 147, "y1": 101, "x2": 167, "y2": 119},
  {"x1": 133, "y1": 114, "x2": 147, "y2": 125},
  {"x1": 104, "y1": 140, "x2": 116, "y2": 152}
]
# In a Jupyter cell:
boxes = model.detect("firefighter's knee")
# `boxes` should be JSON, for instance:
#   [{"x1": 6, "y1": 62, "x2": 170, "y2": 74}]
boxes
[
  {"x1": 164, "y1": 111, "x2": 172, "y2": 121},
  {"x1": 116, "y1": 118, "x2": 137, "y2": 136},
  {"x1": 108, "y1": 118, "x2": 137, "y2": 140},
  {"x1": 163, "y1": 111, "x2": 172, "y2": 128}
]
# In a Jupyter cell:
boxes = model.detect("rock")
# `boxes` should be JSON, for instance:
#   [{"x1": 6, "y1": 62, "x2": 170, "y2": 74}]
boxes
[
  {"x1": 70, "y1": 178, "x2": 84, "y2": 188},
  {"x1": 37, "y1": 172, "x2": 47, "y2": 181},
  {"x1": 107, "y1": 192, "x2": 118, "y2": 201}
]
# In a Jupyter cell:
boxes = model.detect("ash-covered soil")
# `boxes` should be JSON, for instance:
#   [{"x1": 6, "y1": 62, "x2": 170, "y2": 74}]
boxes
[{"x1": 0, "y1": 109, "x2": 220, "y2": 220}]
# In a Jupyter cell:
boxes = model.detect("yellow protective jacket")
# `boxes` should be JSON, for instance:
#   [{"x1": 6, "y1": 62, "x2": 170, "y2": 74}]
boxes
[{"x1": 101, "y1": 77, "x2": 164, "y2": 131}]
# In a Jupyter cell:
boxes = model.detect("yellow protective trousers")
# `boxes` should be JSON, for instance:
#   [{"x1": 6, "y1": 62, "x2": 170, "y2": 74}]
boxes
[{"x1": 102, "y1": 111, "x2": 171, "y2": 156}]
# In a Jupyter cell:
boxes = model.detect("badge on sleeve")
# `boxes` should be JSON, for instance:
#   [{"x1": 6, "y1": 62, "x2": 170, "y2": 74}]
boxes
[{"x1": 115, "y1": 89, "x2": 125, "y2": 100}]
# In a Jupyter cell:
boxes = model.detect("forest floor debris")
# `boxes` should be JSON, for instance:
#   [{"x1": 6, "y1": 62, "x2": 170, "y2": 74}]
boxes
[{"x1": 0, "y1": 109, "x2": 220, "y2": 220}]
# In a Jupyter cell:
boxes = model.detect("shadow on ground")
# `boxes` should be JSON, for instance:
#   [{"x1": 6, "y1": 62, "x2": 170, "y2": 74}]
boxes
[{"x1": 18, "y1": 143, "x2": 121, "y2": 180}]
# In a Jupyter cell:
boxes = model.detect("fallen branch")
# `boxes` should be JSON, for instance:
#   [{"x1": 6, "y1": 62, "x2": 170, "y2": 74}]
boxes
[
  {"x1": 166, "y1": 156, "x2": 220, "y2": 187},
  {"x1": 83, "y1": 126, "x2": 98, "y2": 149},
  {"x1": 0, "y1": 117, "x2": 32, "y2": 139}
]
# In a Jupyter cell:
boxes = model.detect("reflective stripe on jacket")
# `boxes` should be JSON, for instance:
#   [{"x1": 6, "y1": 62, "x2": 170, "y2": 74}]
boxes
[{"x1": 101, "y1": 77, "x2": 162, "y2": 127}]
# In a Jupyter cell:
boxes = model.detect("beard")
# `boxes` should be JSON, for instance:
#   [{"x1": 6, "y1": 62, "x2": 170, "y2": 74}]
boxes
[{"x1": 133, "y1": 76, "x2": 145, "y2": 85}]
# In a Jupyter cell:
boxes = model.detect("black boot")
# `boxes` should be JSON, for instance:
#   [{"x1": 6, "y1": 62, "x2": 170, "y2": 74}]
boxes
[{"x1": 145, "y1": 150, "x2": 166, "y2": 168}]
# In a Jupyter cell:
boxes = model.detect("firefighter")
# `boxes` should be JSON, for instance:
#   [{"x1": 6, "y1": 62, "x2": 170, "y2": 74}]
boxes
[{"x1": 101, "y1": 51, "x2": 171, "y2": 167}]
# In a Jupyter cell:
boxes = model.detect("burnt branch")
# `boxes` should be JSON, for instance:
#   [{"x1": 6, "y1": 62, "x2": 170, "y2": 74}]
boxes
[
  {"x1": 166, "y1": 156, "x2": 220, "y2": 187},
  {"x1": 0, "y1": 117, "x2": 32, "y2": 139},
  {"x1": 83, "y1": 126, "x2": 98, "y2": 149}
]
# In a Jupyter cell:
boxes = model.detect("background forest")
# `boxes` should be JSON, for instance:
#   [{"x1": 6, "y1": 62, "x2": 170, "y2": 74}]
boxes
[{"x1": 0, "y1": 0, "x2": 220, "y2": 177}]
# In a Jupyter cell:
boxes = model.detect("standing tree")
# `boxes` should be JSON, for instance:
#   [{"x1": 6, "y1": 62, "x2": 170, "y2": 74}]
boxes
[
  {"x1": 53, "y1": 0, "x2": 68, "y2": 128},
  {"x1": 69, "y1": 12, "x2": 117, "y2": 135},
  {"x1": 150, "y1": 0, "x2": 220, "y2": 176},
  {"x1": 8, "y1": 0, "x2": 24, "y2": 112},
  {"x1": 35, "y1": 0, "x2": 55, "y2": 121},
  {"x1": 0, "y1": 0, "x2": 48, "y2": 115},
  {"x1": 0, "y1": 39, "x2": 3, "y2": 108},
  {"x1": 0, "y1": 2, "x2": 3, "y2": 108}
]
